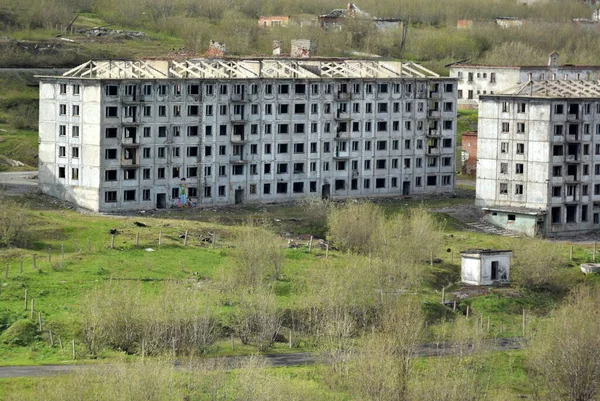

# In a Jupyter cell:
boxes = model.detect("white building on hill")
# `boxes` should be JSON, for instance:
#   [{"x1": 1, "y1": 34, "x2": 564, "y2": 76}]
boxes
[{"x1": 449, "y1": 53, "x2": 600, "y2": 108}]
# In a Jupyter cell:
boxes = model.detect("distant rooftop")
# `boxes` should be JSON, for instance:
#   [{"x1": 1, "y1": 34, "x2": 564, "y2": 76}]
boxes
[
  {"x1": 45, "y1": 59, "x2": 441, "y2": 80},
  {"x1": 495, "y1": 80, "x2": 600, "y2": 98}
]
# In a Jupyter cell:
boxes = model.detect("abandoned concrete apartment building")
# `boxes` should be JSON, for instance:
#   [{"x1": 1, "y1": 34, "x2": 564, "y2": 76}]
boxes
[
  {"x1": 37, "y1": 59, "x2": 457, "y2": 212},
  {"x1": 476, "y1": 80, "x2": 600, "y2": 236}
]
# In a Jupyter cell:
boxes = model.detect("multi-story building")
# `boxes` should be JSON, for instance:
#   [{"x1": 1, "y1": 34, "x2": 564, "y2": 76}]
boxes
[
  {"x1": 37, "y1": 59, "x2": 457, "y2": 212},
  {"x1": 476, "y1": 79, "x2": 600, "y2": 236},
  {"x1": 449, "y1": 53, "x2": 600, "y2": 108}
]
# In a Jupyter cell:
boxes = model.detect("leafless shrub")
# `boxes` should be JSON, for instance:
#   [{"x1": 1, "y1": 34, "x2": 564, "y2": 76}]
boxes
[
  {"x1": 82, "y1": 282, "x2": 220, "y2": 356},
  {"x1": 512, "y1": 240, "x2": 567, "y2": 292},
  {"x1": 233, "y1": 288, "x2": 282, "y2": 352},
  {"x1": 227, "y1": 221, "x2": 284, "y2": 291},
  {"x1": 0, "y1": 194, "x2": 30, "y2": 248},
  {"x1": 327, "y1": 201, "x2": 385, "y2": 254},
  {"x1": 527, "y1": 286, "x2": 600, "y2": 401}
]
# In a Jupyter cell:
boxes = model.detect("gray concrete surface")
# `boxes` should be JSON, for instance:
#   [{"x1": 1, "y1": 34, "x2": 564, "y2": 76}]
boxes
[{"x1": 0, "y1": 170, "x2": 38, "y2": 196}]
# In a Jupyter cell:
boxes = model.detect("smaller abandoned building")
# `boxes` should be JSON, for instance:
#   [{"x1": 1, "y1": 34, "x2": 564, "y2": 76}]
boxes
[
  {"x1": 449, "y1": 52, "x2": 600, "y2": 108},
  {"x1": 318, "y1": 3, "x2": 401, "y2": 31},
  {"x1": 258, "y1": 16, "x2": 291, "y2": 28},
  {"x1": 460, "y1": 249, "x2": 512, "y2": 286}
]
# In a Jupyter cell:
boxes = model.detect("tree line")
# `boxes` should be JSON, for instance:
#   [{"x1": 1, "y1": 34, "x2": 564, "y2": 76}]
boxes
[{"x1": 2, "y1": 0, "x2": 599, "y2": 68}]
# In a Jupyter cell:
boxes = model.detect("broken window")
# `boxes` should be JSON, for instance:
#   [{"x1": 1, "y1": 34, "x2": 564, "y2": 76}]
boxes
[
  {"x1": 515, "y1": 184, "x2": 523, "y2": 195},
  {"x1": 516, "y1": 163, "x2": 524, "y2": 174},
  {"x1": 499, "y1": 183, "x2": 508, "y2": 194},
  {"x1": 516, "y1": 143, "x2": 525, "y2": 154}
]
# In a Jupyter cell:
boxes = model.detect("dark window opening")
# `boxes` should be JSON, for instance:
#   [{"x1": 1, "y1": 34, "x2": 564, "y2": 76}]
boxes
[{"x1": 566, "y1": 205, "x2": 577, "y2": 223}]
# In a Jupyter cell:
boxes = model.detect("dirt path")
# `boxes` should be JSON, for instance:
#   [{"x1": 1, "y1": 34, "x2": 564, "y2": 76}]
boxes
[{"x1": 0, "y1": 338, "x2": 522, "y2": 379}]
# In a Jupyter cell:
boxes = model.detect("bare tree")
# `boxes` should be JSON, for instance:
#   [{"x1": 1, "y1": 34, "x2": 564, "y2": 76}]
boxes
[
  {"x1": 230, "y1": 221, "x2": 284, "y2": 290},
  {"x1": 528, "y1": 286, "x2": 600, "y2": 401},
  {"x1": 512, "y1": 240, "x2": 567, "y2": 292},
  {"x1": 233, "y1": 288, "x2": 282, "y2": 352},
  {"x1": 327, "y1": 201, "x2": 385, "y2": 254},
  {"x1": 349, "y1": 297, "x2": 426, "y2": 400},
  {"x1": 0, "y1": 193, "x2": 30, "y2": 248}
]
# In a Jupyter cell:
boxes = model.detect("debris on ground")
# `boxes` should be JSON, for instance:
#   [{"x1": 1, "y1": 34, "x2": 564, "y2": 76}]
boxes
[{"x1": 76, "y1": 27, "x2": 146, "y2": 38}]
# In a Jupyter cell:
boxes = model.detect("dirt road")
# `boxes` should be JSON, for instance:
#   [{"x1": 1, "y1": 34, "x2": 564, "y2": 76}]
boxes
[
  {"x1": 0, "y1": 170, "x2": 38, "y2": 196},
  {"x1": 0, "y1": 338, "x2": 522, "y2": 379}
]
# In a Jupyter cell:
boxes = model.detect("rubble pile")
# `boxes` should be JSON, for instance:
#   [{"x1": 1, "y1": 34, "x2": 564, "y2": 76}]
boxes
[{"x1": 76, "y1": 27, "x2": 146, "y2": 38}]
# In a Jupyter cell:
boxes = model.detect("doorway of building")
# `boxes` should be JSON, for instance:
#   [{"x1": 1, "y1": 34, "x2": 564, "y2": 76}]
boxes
[
  {"x1": 402, "y1": 181, "x2": 410, "y2": 195},
  {"x1": 235, "y1": 189, "x2": 244, "y2": 205},
  {"x1": 156, "y1": 193, "x2": 166, "y2": 209},
  {"x1": 536, "y1": 220, "x2": 545, "y2": 236},
  {"x1": 322, "y1": 183, "x2": 331, "y2": 200},
  {"x1": 491, "y1": 261, "x2": 499, "y2": 281}
]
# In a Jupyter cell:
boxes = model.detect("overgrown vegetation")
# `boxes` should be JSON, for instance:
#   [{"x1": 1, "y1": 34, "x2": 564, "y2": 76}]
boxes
[{"x1": 0, "y1": 195, "x2": 597, "y2": 398}]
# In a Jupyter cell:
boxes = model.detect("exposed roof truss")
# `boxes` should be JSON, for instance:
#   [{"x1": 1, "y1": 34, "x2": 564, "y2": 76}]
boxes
[
  {"x1": 58, "y1": 59, "x2": 444, "y2": 80},
  {"x1": 63, "y1": 60, "x2": 168, "y2": 79},
  {"x1": 501, "y1": 79, "x2": 600, "y2": 98}
]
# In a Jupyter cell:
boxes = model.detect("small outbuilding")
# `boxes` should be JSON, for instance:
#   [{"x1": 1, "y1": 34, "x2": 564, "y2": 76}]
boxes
[{"x1": 460, "y1": 249, "x2": 512, "y2": 286}]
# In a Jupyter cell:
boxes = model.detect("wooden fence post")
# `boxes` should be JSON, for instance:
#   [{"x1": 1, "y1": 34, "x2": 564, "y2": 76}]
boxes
[
  {"x1": 20, "y1": 260, "x2": 23, "y2": 274},
  {"x1": 110, "y1": 234, "x2": 115, "y2": 249},
  {"x1": 48, "y1": 247, "x2": 52, "y2": 264},
  {"x1": 325, "y1": 244, "x2": 329, "y2": 259},
  {"x1": 158, "y1": 231, "x2": 162, "y2": 246},
  {"x1": 30, "y1": 299, "x2": 34, "y2": 319},
  {"x1": 72, "y1": 339, "x2": 76, "y2": 359},
  {"x1": 522, "y1": 309, "x2": 526, "y2": 336},
  {"x1": 24, "y1": 289, "x2": 28, "y2": 311},
  {"x1": 308, "y1": 236, "x2": 313, "y2": 252},
  {"x1": 4, "y1": 262, "x2": 8, "y2": 279},
  {"x1": 33, "y1": 254, "x2": 37, "y2": 269},
  {"x1": 184, "y1": 230, "x2": 188, "y2": 246},
  {"x1": 136, "y1": 232, "x2": 140, "y2": 247}
]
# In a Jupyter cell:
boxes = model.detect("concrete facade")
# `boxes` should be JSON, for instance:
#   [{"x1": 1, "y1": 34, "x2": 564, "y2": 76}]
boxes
[
  {"x1": 476, "y1": 80, "x2": 600, "y2": 236},
  {"x1": 38, "y1": 59, "x2": 457, "y2": 212},
  {"x1": 450, "y1": 54, "x2": 600, "y2": 108},
  {"x1": 460, "y1": 249, "x2": 512, "y2": 286}
]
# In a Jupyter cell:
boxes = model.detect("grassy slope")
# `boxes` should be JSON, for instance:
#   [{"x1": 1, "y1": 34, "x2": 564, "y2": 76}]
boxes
[
  {"x1": 0, "y1": 14, "x2": 184, "y2": 171},
  {"x1": 0, "y1": 72, "x2": 39, "y2": 170}
]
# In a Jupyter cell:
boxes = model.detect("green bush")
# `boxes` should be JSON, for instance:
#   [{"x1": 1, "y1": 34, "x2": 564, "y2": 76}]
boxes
[{"x1": 0, "y1": 319, "x2": 38, "y2": 346}]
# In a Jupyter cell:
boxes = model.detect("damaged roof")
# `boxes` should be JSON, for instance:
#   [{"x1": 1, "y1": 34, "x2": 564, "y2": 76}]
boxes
[
  {"x1": 492, "y1": 79, "x2": 600, "y2": 98},
  {"x1": 47, "y1": 59, "x2": 443, "y2": 80}
]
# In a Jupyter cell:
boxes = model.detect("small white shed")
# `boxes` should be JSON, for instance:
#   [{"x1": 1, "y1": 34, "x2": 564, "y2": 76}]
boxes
[{"x1": 460, "y1": 249, "x2": 512, "y2": 286}]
